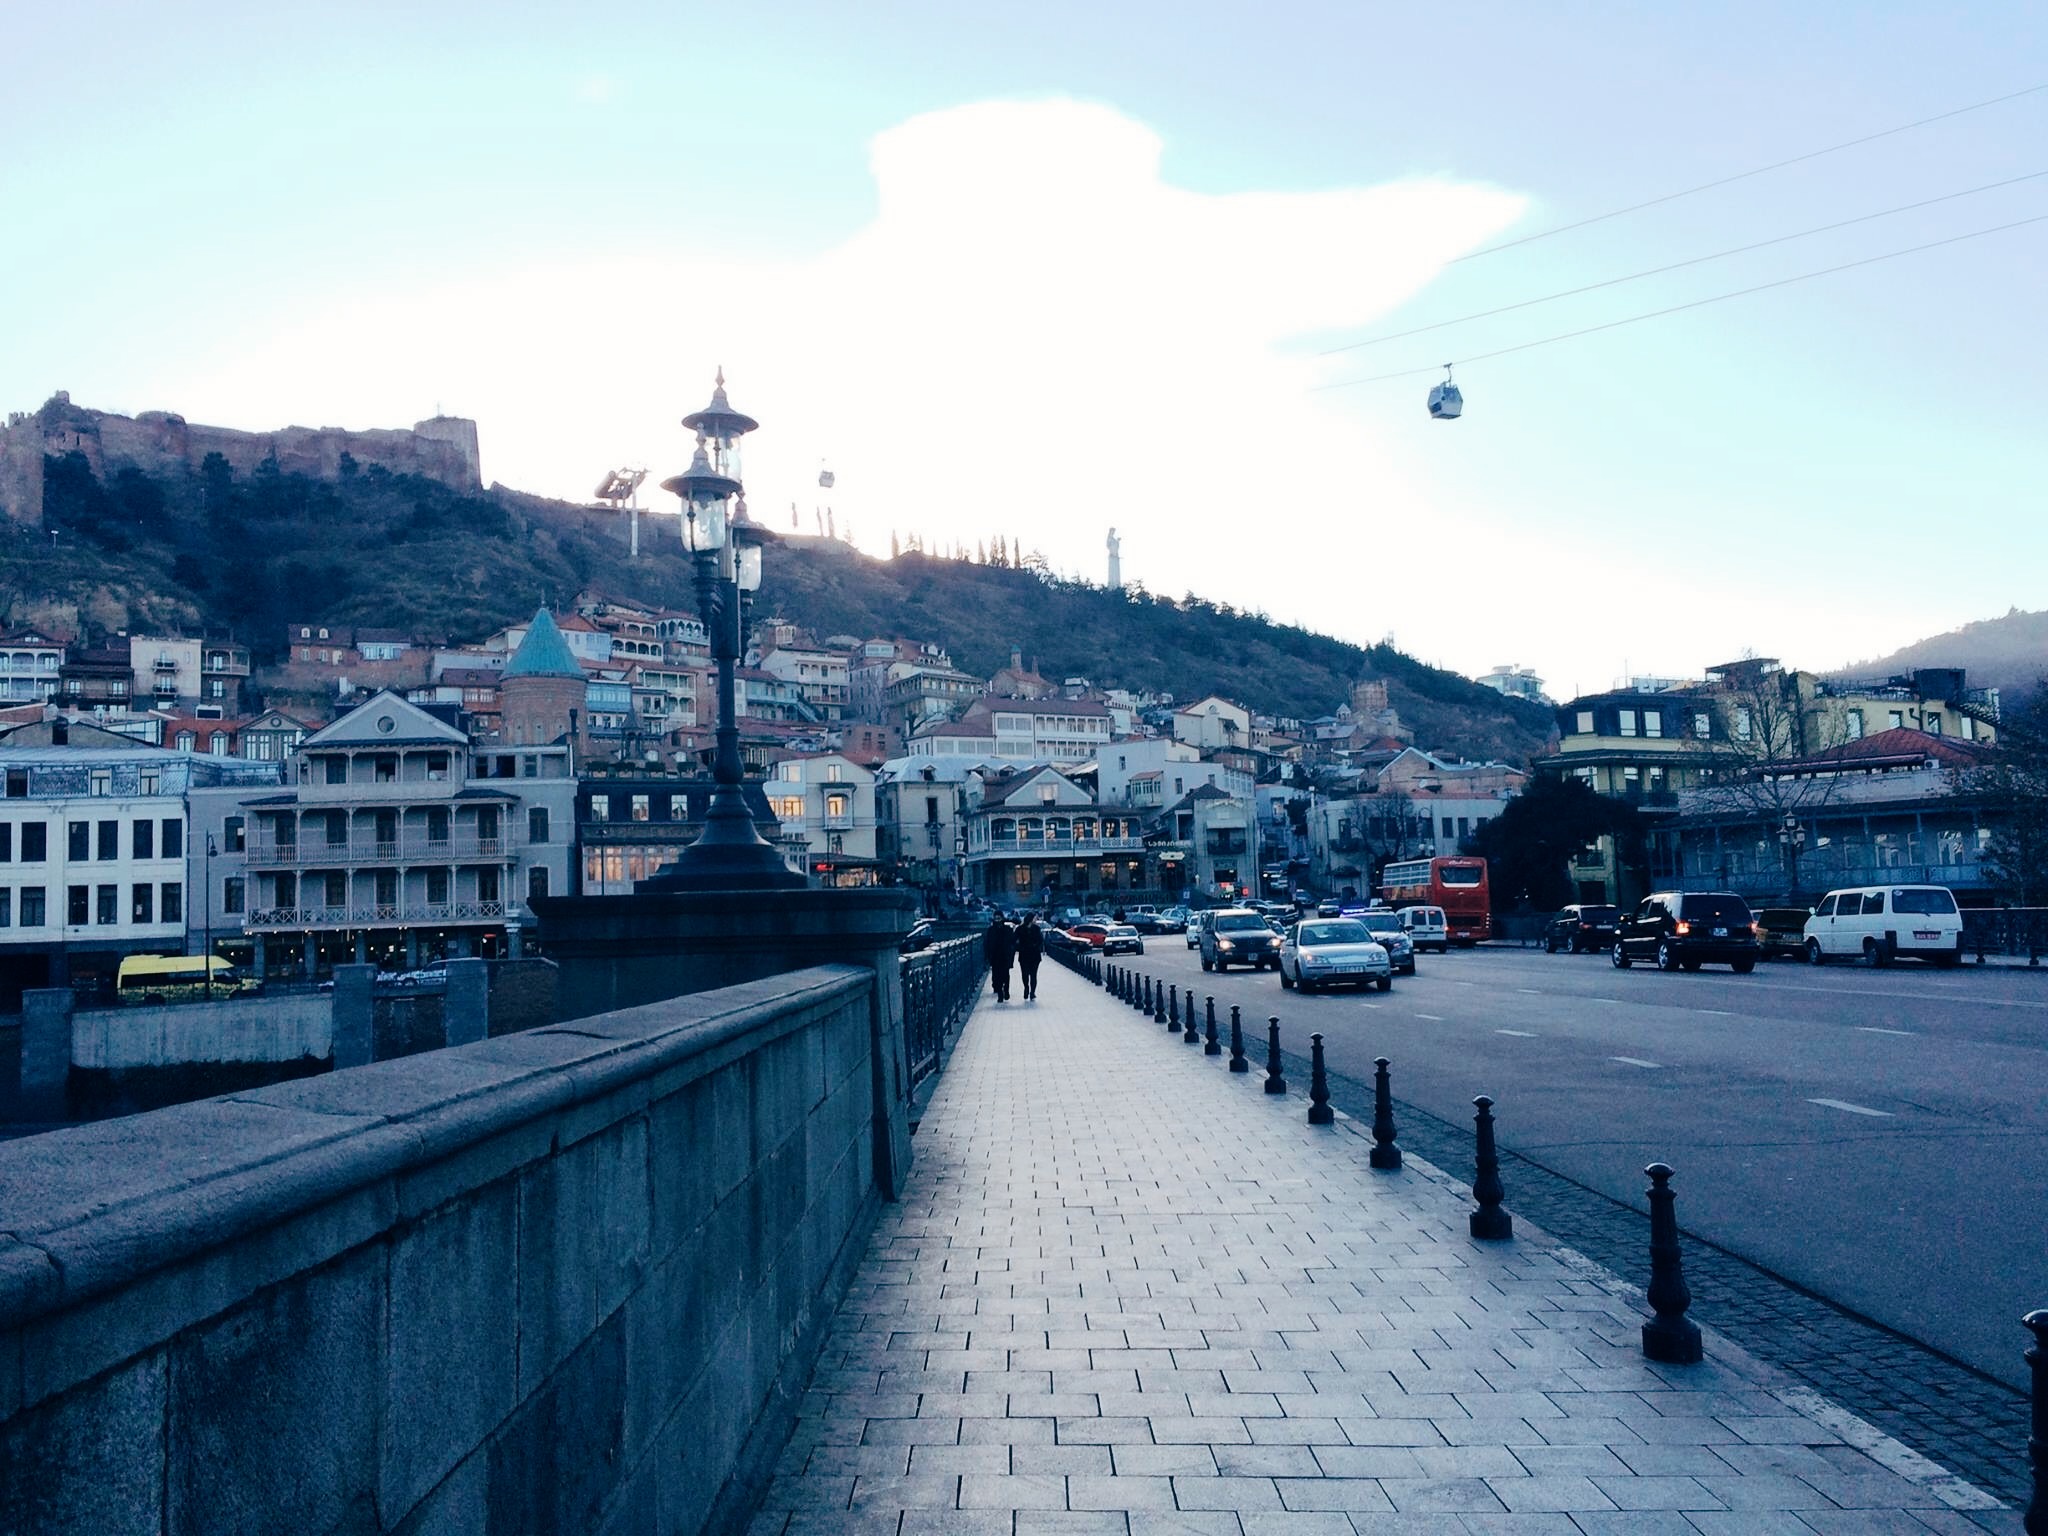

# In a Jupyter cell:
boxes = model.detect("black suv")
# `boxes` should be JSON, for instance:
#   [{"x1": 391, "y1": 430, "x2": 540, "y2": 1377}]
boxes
[
  {"x1": 1544, "y1": 904, "x2": 1619, "y2": 954},
  {"x1": 1201, "y1": 908, "x2": 1281, "y2": 971},
  {"x1": 1613, "y1": 891, "x2": 1760, "y2": 973}
]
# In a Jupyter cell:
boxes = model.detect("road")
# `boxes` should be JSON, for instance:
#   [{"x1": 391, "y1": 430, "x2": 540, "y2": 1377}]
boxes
[{"x1": 1127, "y1": 935, "x2": 2048, "y2": 1392}]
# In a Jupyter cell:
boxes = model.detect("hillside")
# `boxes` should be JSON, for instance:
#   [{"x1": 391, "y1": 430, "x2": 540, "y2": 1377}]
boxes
[
  {"x1": 1842, "y1": 609, "x2": 2048, "y2": 701},
  {"x1": 0, "y1": 449, "x2": 1555, "y2": 764}
]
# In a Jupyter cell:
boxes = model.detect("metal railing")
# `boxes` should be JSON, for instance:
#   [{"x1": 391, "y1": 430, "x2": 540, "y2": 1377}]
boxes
[
  {"x1": 901, "y1": 934, "x2": 986, "y2": 1087},
  {"x1": 1962, "y1": 908, "x2": 2048, "y2": 964},
  {"x1": 248, "y1": 900, "x2": 510, "y2": 929},
  {"x1": 247, "y1": 835, "x2": 513, "y2": 867}
]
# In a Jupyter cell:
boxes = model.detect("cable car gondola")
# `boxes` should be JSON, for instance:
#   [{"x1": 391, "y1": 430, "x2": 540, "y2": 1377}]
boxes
[{"x1": 1427, "y1": 364, "x2": 1462, "y2": 420}]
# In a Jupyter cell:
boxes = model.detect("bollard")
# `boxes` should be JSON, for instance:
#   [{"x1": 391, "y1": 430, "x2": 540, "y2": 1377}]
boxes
[
  {"x1": 1469, "y1": 1096, "x2": 1512, "y2": 1239},
  {"x1": 1308, "y1": 1033, "x2": 1334, "y2": 1124},
  {"x1": 1641, "y1": 1163, "x2": 1704, "y2": 1364},
  {"x1": 1183, "y1": 987, "x2": 1200, "y2": 1044},
  {"x1": 1170, "y1": 984, "x2": 1181, "y2": 1031},
  {"x1": 1155, "y1": 981, "x2": 1168, "y2": 1026},
  {"x1": 1264, "y1": 1017, "x2": 1288, "y2": 1095},
  {"x1": 2025, "y1": 1310, "x2": 2047, "y2": 1536},
  {"x1": 1369, "y1": 1057, "x2": 1401, "y2": 1170},
  {"x1": 1204, "y1": 996, "x2": 1221, "y2": 1056},
  {"x1": 1143, "y1": 975, "x2": 1153, "y2": 1014},
  {"x1": 1228, "y1": 1005, "x2": 1248, "y2": 1073}
]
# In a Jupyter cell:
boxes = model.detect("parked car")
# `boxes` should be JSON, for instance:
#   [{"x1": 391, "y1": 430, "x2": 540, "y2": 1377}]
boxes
[
  {"x1": 898, "y1": 918, "x2": 938, "y2": 954},
  {"x1": 1612, "y1": 891, "x2": 1760, "y2": 973},
  {"x1": 1185, "y1": 910, "x2": 1212, "y2": 949},
  {"x1": 1543, "y1": 904, "x2": 1620, "y2": 954},
  {"x1": 1753, "y1": 906, "x2": 1813, "y2": 961},
  {"x1": 1280, "y1": 918, "x2": 1393, "y2": 992},
  {"x1": 1201, "y1": 908, "x2": 1281, "y2": 971},
  {"x1": 1065, "y1": 921, "x2": 1145, "y2": 956},
  {"x1": 1399, "y1": 905, "x2": 1450, "y2": 953},
  {"x1": 1353, "y1": 910, "x2": 1416, "y2": 975},
  {"x1": 1803, "y1": 886, "x2": 1964, "y2": 967},
  {"x1": 1154, "y1": 906, "x2": 1190, "y2": 933}
]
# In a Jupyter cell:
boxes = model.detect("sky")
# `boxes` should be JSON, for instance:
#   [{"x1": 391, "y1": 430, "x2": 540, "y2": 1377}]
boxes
[{"x1": 4, "y1": 3, "x2": 2044, "y2": 703}]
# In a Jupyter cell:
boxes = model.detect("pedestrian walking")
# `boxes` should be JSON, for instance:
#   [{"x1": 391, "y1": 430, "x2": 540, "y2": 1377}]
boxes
[
  {"x1": 1016, "y1": 913, "x2": 1044, "y2": 1001},
  {"x1": 983, "y1": 912, "x2": 1017, "y2": 1003}
]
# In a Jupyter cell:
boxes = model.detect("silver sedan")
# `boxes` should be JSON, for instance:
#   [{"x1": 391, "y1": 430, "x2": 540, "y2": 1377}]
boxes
[{"x1": 1279, "y1": 919, "x2": 1394, "y2": 993}]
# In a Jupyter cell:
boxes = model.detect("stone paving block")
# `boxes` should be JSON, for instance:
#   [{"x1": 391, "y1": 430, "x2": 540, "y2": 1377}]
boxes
[
  {"x1": 1379, "y1": 1477, "x2": 1512, "y2": 1513},
  {"x1": 1017, "y1": 1444, "x2": 1119, "y2": 1476},
  {"x1": 1568, "y1": 1514, "x2": 1703, "y2": 1536},
  {"x1": 958, "y1": 1471, "x2": 1071, "y2": 1509},
  {"x1": 1018, "y1": 1514, "x2": 1134, "y2": 1535},
  {"x1": 1172, "y1": 1475, "x2": 1286, "y2": 1512},
  {"x1": 1128, "y1": 1513, "x2": 1247, "y2": 1536}
]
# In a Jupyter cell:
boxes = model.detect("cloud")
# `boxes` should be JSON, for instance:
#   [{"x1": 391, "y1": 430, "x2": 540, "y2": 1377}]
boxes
[{"x1": 164, "y1": 97, "x2": 1532, "y2": 670}]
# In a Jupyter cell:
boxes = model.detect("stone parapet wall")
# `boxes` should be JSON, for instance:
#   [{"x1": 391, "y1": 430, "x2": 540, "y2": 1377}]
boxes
[{"x1": 0, "y1": 962, "x2": 888, "y2": 1534}]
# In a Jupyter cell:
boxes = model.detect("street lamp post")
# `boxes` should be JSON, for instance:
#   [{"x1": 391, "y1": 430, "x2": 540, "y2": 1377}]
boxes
[
  {"x1": 646, "y1": 372, "x2": 805, "y2": 892},
  {"x1": 203, "y1": 833, "x2": 217, "y2": 1000},
  {"x1": 1776, "y1": 812, "x2": 1807, "y2": 901}
]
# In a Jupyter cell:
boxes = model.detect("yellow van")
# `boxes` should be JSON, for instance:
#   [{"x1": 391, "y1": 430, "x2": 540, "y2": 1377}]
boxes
[{"x1": 115, "y1": 954, "x2": 256, "y2": 1003}]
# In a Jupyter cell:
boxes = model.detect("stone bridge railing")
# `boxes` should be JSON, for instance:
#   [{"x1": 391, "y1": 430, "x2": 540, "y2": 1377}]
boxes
[{"x1": 0, "y1": 960, "x2": 905, "y2": 1534}]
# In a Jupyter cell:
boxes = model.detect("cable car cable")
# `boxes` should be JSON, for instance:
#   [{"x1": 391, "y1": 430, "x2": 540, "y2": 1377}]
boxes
[
  {"x1": 1313, "y1": 212, "x2": 2048, "y2": 390},
  {"x1": 1451, "y1": 82, "x2": 2047, "y2": 263},
  {"x1": 1321, "y1": 169, "x2": 2048, "y2": 355}
]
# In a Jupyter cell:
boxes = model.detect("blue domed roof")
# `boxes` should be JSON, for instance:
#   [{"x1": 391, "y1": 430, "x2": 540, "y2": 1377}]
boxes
[{"x1": 502, "y1": 608, "x2": 584, "y2": 680}]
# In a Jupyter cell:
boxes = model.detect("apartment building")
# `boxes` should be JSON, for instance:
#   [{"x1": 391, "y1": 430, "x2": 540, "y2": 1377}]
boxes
[{"x1": 0, "y1": 629, "x2": 64, "y2": 704}]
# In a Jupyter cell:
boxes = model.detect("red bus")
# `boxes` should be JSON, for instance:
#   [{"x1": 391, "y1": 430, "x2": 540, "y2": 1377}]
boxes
[{"x1": 1379, "y1": 856, "x2": 1491, "y2": 944}]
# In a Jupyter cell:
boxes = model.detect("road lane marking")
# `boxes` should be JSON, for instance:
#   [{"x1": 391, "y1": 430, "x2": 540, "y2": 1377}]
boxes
[
  {"x1": 1496, "y1": 1029, "x2": 1536, "y2": 1037},
  {"x1": 1515, "y1": 988, "x2": 1543, "y2": 994},
  {"x1": 1698, "y1": 1009, "x2": 1735, "y2": 1017},
  {"x1": 1857, "y1": 1027, "x2": 1914, "y2": 1037},
  {"x1": 1807, "y1": 1097, "x2": 1893, "y2": 1117},
  {"x1": 1610, "y1": 1056, "x2": 1661, "y2": 1068},
  {"x1": 1415, "y1": 1013, "x2": 1446, "y2": 1021}
]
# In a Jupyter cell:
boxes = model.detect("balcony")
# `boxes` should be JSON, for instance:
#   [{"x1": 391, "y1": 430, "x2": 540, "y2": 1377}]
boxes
[
  {"x1": 978, "y1": 834, "x2": 1144, "y2": 856},
  {"x1": 246, "y1": 834, "x2": 513, "y2": 867},
  {"x1": 823, "y1": 811, "x2": 855, "y2": 831},
  {"x1": 152, "y1": 658, "x2": 179, "y2": 674},
  {"x1": 247, "y1": 900, "x2": 510, "y2": 930}
]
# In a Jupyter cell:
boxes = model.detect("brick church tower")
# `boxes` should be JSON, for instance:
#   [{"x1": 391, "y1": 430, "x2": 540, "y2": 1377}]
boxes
[{"x1": 499, "y1": 608, "x2": 586, "y2": 759}]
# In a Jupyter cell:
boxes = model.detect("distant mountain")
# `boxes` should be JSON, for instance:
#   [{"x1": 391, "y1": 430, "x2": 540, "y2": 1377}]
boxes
[
  {"x1": 1841, "y1": 609, "x2": 2048, "y2": 701},
  {"x1": 0, "y1": 445, "x2": 1555, "y2": 764}
]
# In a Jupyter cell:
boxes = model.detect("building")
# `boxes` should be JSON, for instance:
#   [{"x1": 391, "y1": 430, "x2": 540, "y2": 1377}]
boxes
[
  {"x1": 764, "y1": 753, "x2": 880, "y2": 877},
  {"x1": 1147, "y1": 783, "x2": 1259, "y2": 899},
  {"x1": 758, "y1": 645, "x2": 851, "y2": 723},
  {"x1": 56, "y1": 646, "x2": 135, "y2": 714},
  {"x1": 1173, "y1": 696, "x2": 1253, "y2": 753},
  {"x1": 1476, "y1": 664, "x2": 1547, "y2": 703},
  {"x1": 573, "y1": 764, "x2": 780, "y2": 894},
  {"x1": 0, "y1": 741, "x2": 283, "y2": 1007},
  {"x1": 227, "y1": 693, "x2": 574, "y2": 977},
  {"x1": 127, "y1": 635, "x2": 252, "y2": 714},
  {"x1": 961, "y1": 765, "x2": 1149, "y2": 903},
  {"x1": 498, "y1": 608, "x2": 589, "y2": 760},
  {"x1": 907, "y1": 695, "x2": 1112, "y2": 764},
  {"x1": 0, "y1": 629, "x2": 64, "y2": 704},
  {"x1": 875, "y1": 758, "x2": 982, "y2": 902}
]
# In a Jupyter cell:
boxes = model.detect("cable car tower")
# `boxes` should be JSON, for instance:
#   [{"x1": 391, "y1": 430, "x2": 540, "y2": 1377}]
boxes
[{"x1": 595, "y1": 468, "x2": 650, "y2": 557}]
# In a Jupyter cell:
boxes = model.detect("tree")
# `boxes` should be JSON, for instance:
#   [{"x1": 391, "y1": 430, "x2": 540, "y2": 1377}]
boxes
[
  {"x1": 1469, "y1": 775, "x2": 1638, "y2": 912},
  {"x1": 1973, "y1": 685, "x2": 2048, "y2": 904}
]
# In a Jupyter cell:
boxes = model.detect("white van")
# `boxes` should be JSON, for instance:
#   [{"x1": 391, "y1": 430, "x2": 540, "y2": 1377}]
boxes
[
  {"x1": 1399, "y1": 905, "x2": 1449, "y2": 954},
  {"x1": 1802, "y1": 885, "x2": 1964, "y2": 967}
]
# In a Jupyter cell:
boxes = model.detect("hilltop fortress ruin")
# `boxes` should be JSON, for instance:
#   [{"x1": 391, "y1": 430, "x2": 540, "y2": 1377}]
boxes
[{"x1": 0, "y1": 392, "x2": 482, "y2": 524}]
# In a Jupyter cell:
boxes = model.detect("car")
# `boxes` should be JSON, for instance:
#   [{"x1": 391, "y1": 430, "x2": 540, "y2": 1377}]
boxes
[
  {"x1": 1201, "y1": 908, "x2": 1282, "y2": 971},
  {"x1": 1612, "y1": 891, "x2": 1760, "y2": 973},
  {"x1": 1185, "y1": 910, "x2": 1212, "y2": 949},
  {"x1": 1065, "y1": 921, "x2": 1145, "y2": 956},
  {"x1": 1543, "y1": 904, "x2": 1620, "y2": 954},
  {"x1": 1351, "y1": 910, "x2": 1416, "y2": 975},
  {"x1": 1753, "y1": 906, "x2": 1813, "y2": 961},
  {"x1": 1154, "y1": 906, "x2": 1190, "y2": 934},
  {"x1": 1803, "y1": 885, "x2": 1964, "y2": 967},
  {"x1": 1399, "y1": 905, "x2": 1450, "y2": 954},
  {"x1": 1280, "y1": 917, "x2": 1394, "y2": 992},
  {"x1": 898, "y1": 918, "x2": 938, "y2": 953},
  {"x1": 1315, "y1": 899, "x2": 1343, "y2": 918}
]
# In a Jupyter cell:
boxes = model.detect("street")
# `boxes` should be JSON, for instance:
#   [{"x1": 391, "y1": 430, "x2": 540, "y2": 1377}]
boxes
[{"x1": 1131, "y1": 936, "x2": 2048, "y2": 1392}]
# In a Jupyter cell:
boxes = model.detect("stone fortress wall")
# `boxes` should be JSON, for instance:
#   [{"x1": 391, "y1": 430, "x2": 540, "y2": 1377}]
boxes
[{"x1": 0, "y1": 392, "x2": 483, "y2": 526}]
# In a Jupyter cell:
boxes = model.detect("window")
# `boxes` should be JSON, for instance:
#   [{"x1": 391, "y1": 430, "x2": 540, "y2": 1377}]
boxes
[
  {"x1": 68, "y1": 885, "x2": 88, "y2": 925},
  {"x1": 0, "y1": 824, "x2": 8, "y2": 862},
  {"x1": 21, "y1": 822, "x2": 44, "y2": 862},
  {"x1": 1039, "y1": 783, "x2": 1057, "y2": 803},
  {"x1": 89, "y1": 771, "x2": 110, "y2": 797},
  {"x1": 522, "y1": 756, "x2": 538, "y2": 779},
  {"x1": 925, "y1": 795, "x2": 941, "y2": 824},
  {"x1": 0, "y1": 889, "x2": 8, "y2": 926},
  {"x1": 528, "y1": 866, "x2": 550, "y2": 902},
  {"x1": 668, "y1": 795, "x2": 686, "y2": 821},
  {"x1": 528, "y1": 808, "x2": 549, "y2": 844},
  {"x1": 1888, "y1": 710, "x2": 1904, "y2": 730},
  {"x1": 325, "y1": 756, "x2": 349, "y2": 784},
  {"x1": 97, "y1": 820, "x2": 118, "y2": 859},
  {"x1": 326, "y1": 811, "x2": 348, "y2": 846},
  {"x1": 132, "y1": 883, "x2": 153, "y2": 923},
  {"x1": 427, "y1": 869, "x2": 449, "y2": 904},
  {"x1": 5, "y1": 769, "x2": 25, "y2": 797},
  {"x1": 133, "y1": 819, "x2": 154, "y2": 859},
  {"x1": 324, "y1": 872, "x2": 347, "y2": 907},
  {"x1": 1644, "y1": 712, "x2": 1663, "y2": 738},
  {"x1": 770, "y1": 795, "x2": 804, "y2": 820},
  {"x1": 224, "y1": 815, "x2": 245, "y2": 852},
  {"x1": 223, "y1": 877, "x2": 245, "y2": 914},
  {"x1": 1574, "y1": 710, "x2": 1594, "y2": 734},
  {"x1": 20, "y1": 887, "x2": 43, "y2": 926},
  {"x1": 589, "y1": 793, "x2": 609, "y2": 822},
  {"x1": 140, "y1": 771, "x2": 158, "y2": 795},
  {"x1": 1733, "y1": 708, "x2": 1753, "y2": 742},
  {"x1": 1928, "y1": 713, "x2": 1943, "y2": 736},
  {"x1": 96, "y1": 884, "x2": 117, "y2": 924},
  {"x1": 276, "y1": 873, "x2": 296, "y2": 907},
  {"x1": 207, "y1": 678, "x2": 225, "y2": 700},
  {"x1": 374, "y1": 871, "x2": 396, "y2": 906},
  {"x1": 426, "y1": 752, "x2": 450, "y2": 781},
  {"x1": 426, "y1": 808, "x2": 449, "y2": 844},
  {"x1": 374, "y1": 755, "x2": 397, "y2": 783},
  {"x1": 1618, "y1": 709, "x2": 1637, "y2": 737},
  {"x1": 631, "y1": 794, "x2": 650, "y2": 822},
  {"x1": 478, "y1": 867, "x2": 500, "y2": 903},
  {"x1": 1845, "y1": 709, "x2": 1864, "y2": 741},
  {"x1": 1694, "y1": 712, "x2": 1712, "y2": 739}
]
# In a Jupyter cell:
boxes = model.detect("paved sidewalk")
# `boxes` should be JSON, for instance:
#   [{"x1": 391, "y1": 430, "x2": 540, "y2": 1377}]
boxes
[{"x1": 751, "y1": 966, "x2": 2022, "y2": 1535}]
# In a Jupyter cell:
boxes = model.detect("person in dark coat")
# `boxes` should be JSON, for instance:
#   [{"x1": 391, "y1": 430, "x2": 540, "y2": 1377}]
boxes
[
  {"x1": 1015, "y1": 914, "x2": 1044, "y2": 1001},
  {"x1": 984, "y1": 914, "x2": 1017, "y2": 1002}
]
